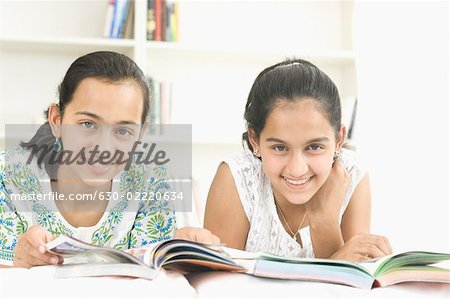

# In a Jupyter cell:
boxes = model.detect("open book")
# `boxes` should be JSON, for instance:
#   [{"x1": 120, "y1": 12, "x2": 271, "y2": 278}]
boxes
[
  {"x1": 45, "y1": 235, "x2": 245, "y2": 280},
  {"x1": 46, "y1": 235, "x2": 450, "y2": 289},
  {"x1": 224, "y1": 247, "x2": 450, "y2": 289}
]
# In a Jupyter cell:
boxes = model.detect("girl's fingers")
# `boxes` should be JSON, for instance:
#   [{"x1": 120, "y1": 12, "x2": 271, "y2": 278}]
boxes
[
  {"x1": 367, "y1": 235, "x2": 393, "y2": 256},
  {"x1": 23, "y1": 252, "x2": 58, "y2": 267},
  {"x1": 14, "y1": 239, "x2": 59, "y2": 266},
  {"x1": 382, "y1": 236, "x2": 393, "y2": 255},
  {"x1": 210, "y1": 234, "x2": 221, "y2": 245},
  {"x1": 195, "y1": 230, "x2": 220, "y2": 245},
  {"x1": 355, "y1": 252, "x2": 371, "y2": 263},
  {"x1": 27, "y1": 225, "x2": 55, "y2": 249},
  {"x1": 362, "y1": 243, "x2": 385, "y2": 259},
  {"x1": 13, "y1": 225, "x2": 65, "y2": 268}
]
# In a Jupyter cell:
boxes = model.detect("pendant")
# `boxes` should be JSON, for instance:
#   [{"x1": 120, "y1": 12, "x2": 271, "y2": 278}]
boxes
[{"x1": 294, "y1": 235, "x2": 297, "y2": 241}]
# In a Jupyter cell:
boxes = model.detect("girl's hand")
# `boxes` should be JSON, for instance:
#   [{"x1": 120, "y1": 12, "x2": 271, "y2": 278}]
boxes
[
  {"x1": 330, "y1": 233, "x2": 393, "y2": 262},
  {"x1": 305, "y1": 160, "x2": 351, "y2": 224},
  {"x1": 174, "y1": 227, "x2": 220, "y2": 245},
  {"x1": 13, "y1": 225, "x2": 63, "y2": 268}
]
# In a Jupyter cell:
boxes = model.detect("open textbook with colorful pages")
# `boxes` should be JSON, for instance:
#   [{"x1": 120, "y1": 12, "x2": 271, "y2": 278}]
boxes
[
  {"x1": 46, "y1": 235, "x2": 450, "y2": 289},
  {"x1": 223, "y1": 247, "x2": 450, "y2": 289},
  {"x1": 45, "y1": 235, "x2": 245, "y2": 280}
]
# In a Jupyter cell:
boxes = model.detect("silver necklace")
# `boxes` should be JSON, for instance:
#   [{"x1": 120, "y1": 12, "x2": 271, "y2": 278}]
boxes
[{"x1": 275, "y1": 201, "x2": 307, "y2": 242}]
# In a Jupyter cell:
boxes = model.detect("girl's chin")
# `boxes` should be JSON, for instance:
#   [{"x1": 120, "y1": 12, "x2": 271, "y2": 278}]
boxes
[
  {"x1": 276, "y1": 182, "x2": 317, "y2": 205},
  {"x1": 283, "y1": 196, "x2": 311, "y2": 206},
  {"x1": 68, "y1": 174, "x2": 115, "y2": 187},
  {"x1": 82, "y1": 178, "x2": 111, "y2": 185}
]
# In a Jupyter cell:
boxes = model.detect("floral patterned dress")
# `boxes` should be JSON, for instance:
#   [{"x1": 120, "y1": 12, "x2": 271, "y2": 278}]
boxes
[{"x1": 0, "y1": 147, "x2": 177, "y2": 265}]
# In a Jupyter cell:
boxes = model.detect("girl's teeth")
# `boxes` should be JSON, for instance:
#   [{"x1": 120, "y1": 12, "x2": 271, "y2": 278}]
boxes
[{"x1": 283, "y1": 176, "x2": 309, "y2": 185}]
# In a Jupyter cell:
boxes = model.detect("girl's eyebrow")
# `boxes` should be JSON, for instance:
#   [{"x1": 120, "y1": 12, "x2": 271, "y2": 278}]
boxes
[
  {"x1": 265, "y1": 137, "x2": 287, "y2": 143},
  {"x1": 75, "y1": 111, "x2": 101, "y2": 120},
  {"x1": 265, "y1": 137, "x2": 330, "y2": 144},
  {"x1": 75, "y1": 111, "x2": 138, "y2": 125},
  {"x1": 306, "y1": 137, "x2": 330, "y2": 143}
]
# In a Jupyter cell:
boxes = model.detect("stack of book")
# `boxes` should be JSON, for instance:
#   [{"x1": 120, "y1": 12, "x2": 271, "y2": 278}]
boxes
[
  {"x1": 147, "y1": 0, "x2": 179, "y2": 42},
  {"x1": 104, "y1": 0, "x2": 135, "y2": 39}
]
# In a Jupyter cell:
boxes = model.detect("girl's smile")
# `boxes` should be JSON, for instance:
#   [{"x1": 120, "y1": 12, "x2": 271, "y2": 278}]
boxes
[
  {"x1": 281, "y1": 175, "x2": 314, "y2": 190},
  {"x1": 86, "y1": 161, "x2": 114, "y2": 176}
]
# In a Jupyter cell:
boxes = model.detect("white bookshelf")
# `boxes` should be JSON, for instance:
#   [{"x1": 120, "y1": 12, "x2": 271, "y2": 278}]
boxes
[{"x1": 0, "y1": 0, "x2": 356, "y2": 224}]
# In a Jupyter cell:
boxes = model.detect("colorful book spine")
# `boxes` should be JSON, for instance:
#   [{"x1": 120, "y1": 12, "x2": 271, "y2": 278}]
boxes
[
  {"x1": 161, "y1": 0, "x2": 167, "y2": 41},
  {"x1": 171, "y1": 1, "x2": 179, "y2": 41},
  {"x1": 109, "y1": 0, "x2": 117, "y2": 37},
  {"x1": 106, "y1": 0, "x2": 134, "y2": 39},
  {"x1": 147, "y1": 0, "x2": 156, "y2": 40},
  {"x1": 154, "y1": 0, "x2": 162, "y2": 41},
  {"x1": 148, "y1": 0, "x2": 178, "y2": 41},
  {"x1": 112, "y1": 0, "x2": 123, "y2": 38},
  {"x1": 120, "y1": 0, "x2": 134, "y2": 39},
  {"x1": 103, "y1": 0, "x2": 115, "y2": 38}
]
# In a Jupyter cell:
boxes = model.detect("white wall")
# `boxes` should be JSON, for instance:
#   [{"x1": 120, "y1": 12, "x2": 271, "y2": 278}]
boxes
[{"x1": 353, "y1": 1, "x2": 449, "y2": 252}]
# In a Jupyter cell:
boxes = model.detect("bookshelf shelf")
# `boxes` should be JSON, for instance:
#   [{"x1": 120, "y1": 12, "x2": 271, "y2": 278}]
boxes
[
  {"x1": 0, "y1": 36, "x2": 354, "y2": 68},
  {"x1": 144, "y1": 41, "x2": 355, "y2": 66},
  {"x1": 0, "y1": 36, "x2": 135, "y2": 54}
]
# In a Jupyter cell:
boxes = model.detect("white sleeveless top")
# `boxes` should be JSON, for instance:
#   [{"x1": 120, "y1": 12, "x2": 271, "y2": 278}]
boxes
[{"x1": 224, "y1": 148, "x2": 366, "y2": 258}]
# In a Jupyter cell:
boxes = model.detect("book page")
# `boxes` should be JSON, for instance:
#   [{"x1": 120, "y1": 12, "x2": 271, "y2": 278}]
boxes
[
  {"x1": 126, "y1": 243, "x2": 160, "y2": 266},
  {"x1": 359, "y1": 256, "x2": 390, "y2": 276},
  {"x1": 46, "y1": 235, "x2": 146, "y2": 266},
  {"x1": 222, "y1": 247, "x2": 263, "y2": 259},
  {"x1": 360, "y1": 251, "x2": 450, "y2": 279},
  {"x1": 151, "y1": 240, "x2": 241, "y2": 270}
]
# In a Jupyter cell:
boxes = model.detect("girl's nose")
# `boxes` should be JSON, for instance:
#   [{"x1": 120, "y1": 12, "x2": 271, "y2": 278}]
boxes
[
  {"x1": 93, "y1": 126, "x2": 115, "y2": 155},
  {"x1": 286, "y1": 152, "x2": 308, "y2": 177}
]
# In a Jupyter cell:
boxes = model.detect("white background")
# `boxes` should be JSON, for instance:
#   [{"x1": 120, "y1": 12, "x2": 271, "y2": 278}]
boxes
[{"x1": 354, "y1": 1, "x2": 449, "y2": 253}]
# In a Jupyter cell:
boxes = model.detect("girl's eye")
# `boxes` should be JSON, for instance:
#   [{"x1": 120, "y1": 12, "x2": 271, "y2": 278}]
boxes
[
  {"x1": 81, "y1": 121, "x2": 96, "y2": 129},
  {"x1": 307, "y1": 144, "x2": 324, "y2": 151},
  {"x1": 116, "y1": 128, "x2": 133, "y2": 136},
  {"x1": 272, "y1": 145, "x2": 287, "y2": 152}
]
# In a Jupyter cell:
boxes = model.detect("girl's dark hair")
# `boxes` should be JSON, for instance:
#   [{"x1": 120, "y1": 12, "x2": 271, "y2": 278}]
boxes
[
  {"x1": 242, "y1": 58, "x2": 342, "y2": 152},
  {"x1": 21, "y1": 51, "x2": 150, "y2": 174}
]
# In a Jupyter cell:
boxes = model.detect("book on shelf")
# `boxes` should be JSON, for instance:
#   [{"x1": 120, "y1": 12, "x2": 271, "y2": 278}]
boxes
[
  {"x1": 147, "y1": 76, "x2": 172, "y2": 127},
  {"x1": 45, "y1": 235, "x2": 245, "y2": 280},
  {"x1": 103, "y1": 0, "x2": 115, "y2": 38},
  {"x1": 170, "y1": 1, "x2": 179, "y2": 41},
  {"x1": 148, "y1": 0, "x2": 179, "y2": 42},
  {"x1": 104, "y1": 0, "x2": 134, "y2": 39},
  {"x1": 121, "y1": 0, "x2": 135, "y2": 39},
  {"x1": 154, "y1": 0, "x2": 162, "y2": 41},
  {"x1": 147, "y1": 0, "x2": 156, "y2": 40},
  {"x1": 46, "y1": 235, "x2": 450, "y2": 289}
]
